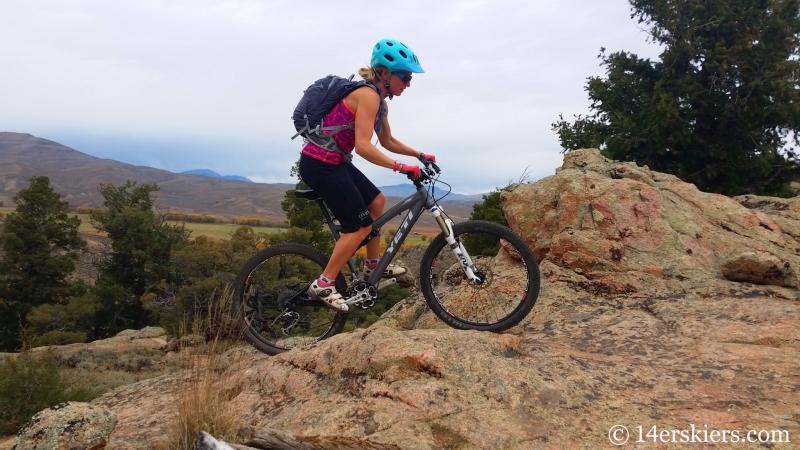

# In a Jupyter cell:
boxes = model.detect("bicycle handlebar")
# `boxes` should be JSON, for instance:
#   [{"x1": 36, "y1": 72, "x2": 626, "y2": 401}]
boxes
[
  {"x1": 420, "y1": 159, "x2": 441, "y2": 178},
  {"x1": 407, "y1": 160, "x2": 441, "y2": 187}
]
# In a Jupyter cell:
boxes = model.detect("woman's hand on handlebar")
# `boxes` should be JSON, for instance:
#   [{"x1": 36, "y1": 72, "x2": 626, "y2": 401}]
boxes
[
  {"x1": 417, "y1": 153, "x2": 441, "y2": 175},
  {"x1": 393, "y1": 161, "x2": 423, "y2": 180},
  {"x1": 418, "y1": 152, "x2": 436, "y2": 164}
]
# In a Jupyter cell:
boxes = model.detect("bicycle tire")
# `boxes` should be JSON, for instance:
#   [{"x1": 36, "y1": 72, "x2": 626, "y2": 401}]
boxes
[
  {"x1": 231, "y1": 242, "x2": 348, "y2": 355},
  {"x1": 419, "y1": 220, "x2": 540, "y2": 332}
]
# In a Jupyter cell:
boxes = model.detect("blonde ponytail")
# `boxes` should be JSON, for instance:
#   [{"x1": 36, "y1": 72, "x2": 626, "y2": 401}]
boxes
[{"x1": 358, "y1": 67, "x2": 378, "y2": 81}]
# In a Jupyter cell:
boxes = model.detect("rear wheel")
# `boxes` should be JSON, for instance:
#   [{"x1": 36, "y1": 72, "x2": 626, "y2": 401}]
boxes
[
  {"x1": 419, "y1": 220, "x2": 540, "y2": 332},
  {"x1": 231, "y1": 242, "x2": 348, "y2": 355}
]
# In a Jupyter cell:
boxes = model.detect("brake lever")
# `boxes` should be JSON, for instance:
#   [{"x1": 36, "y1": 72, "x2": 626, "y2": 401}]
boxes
[{"x1": 421, "y1": 159, "x2": 441, "y2": 175}]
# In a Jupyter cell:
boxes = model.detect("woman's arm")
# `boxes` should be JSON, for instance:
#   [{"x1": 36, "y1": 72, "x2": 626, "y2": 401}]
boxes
[
  {"x1": 376, "y1": 110, "x2": 421, "y2": 159},
  {"x1": 348, "y1": 89, "x2": 419, "y2": 169}
]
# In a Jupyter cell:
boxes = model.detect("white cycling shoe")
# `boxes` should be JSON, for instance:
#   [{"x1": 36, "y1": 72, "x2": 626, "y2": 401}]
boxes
[
  {"x1": 308, "y1": 279, "x2": 349, "y2": 313},
  {"x1": 364, "y1": 263, "x2": 407, "y2": 279}
]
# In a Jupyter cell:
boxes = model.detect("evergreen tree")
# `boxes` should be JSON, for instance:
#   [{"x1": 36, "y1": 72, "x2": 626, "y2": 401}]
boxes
[
  {"x1": 279, "y1": 160, "x2": 335, "y2": 253},
  {"x1": 0, "y1": 176, "x2": 85, "y2": 351},
  {"x1": 469, "y1": 190, "x2": 509, "y2": 227},
  {"x1": 553, "y1": 0, "x2": 800, "y2": 196},
  {"x1": 464, "y1": 189, "x2": 509, "y2": 257},
  {"x1": 89, "y1": 181, "x2": 189, "y2": 334}
]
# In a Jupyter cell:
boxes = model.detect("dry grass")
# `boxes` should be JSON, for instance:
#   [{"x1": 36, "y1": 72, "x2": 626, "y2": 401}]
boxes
[{"x1": 162, "y1": 285, "x2": 246, "y2": 450}]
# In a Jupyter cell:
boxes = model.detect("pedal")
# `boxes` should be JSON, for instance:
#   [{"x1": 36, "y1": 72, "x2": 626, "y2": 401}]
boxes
[{"x1": 377, "y1": 278, "x2": 397, "y2": 290}]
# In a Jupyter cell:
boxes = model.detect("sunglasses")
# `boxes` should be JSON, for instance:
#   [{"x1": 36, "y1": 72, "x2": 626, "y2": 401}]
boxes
[{"x1": 393, "y1": 72, "x2": 413, "y2": 83}]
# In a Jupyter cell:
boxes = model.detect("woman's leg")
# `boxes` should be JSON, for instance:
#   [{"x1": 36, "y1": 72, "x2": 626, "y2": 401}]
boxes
[
  {"x1": 365, "y1": 193, "x2": 385, "y2": 260},
  {"x1": 322, "y1": 225, "x2": 371, "y2": 280}
]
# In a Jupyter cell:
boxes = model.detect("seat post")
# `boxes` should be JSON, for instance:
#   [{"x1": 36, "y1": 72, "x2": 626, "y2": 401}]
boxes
[{"x1": 316, "y1": 199, "x2": 334, "y2": 224}]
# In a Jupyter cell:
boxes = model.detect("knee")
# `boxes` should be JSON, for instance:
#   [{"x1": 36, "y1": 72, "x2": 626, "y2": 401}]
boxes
[
  {"x1": 370, "y1": 193, "x2": 385, "y2": 213},
  {"x1": 357, "y1": 225, "x2": 372, "y2": 238}
]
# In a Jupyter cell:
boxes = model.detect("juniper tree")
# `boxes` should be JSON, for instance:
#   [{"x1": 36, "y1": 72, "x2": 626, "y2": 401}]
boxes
[
  {"x1": 0, "y1": 176, "x2": 85, "y2": 350},
  {"x1": 89, "y1": 181, "x2": 189, "y2": 334},
  {"x1": 553, "y1": 0, "x2": 800, "y2": 196},
  {"x1": 279, "y1": 160, "x2": 335, "y2": 254}
]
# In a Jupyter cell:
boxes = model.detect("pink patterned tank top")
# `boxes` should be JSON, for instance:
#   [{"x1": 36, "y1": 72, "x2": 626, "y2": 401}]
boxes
[{"x1": 301, "y1": 100, "x2": 357, "y2": 165}]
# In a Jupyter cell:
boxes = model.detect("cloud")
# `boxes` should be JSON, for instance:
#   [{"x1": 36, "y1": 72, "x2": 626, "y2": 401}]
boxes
[{"x1": 0, "y1": 0, "x2": 661, "y2": 194}]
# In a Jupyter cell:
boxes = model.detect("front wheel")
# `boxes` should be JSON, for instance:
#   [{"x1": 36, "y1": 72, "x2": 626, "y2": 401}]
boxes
[
  {"x1": 231, "y1": 242, "x2": 348, "y2": 355},
  {"x1": 419, "y1": 220, "x2": 540, "y2": 332}
]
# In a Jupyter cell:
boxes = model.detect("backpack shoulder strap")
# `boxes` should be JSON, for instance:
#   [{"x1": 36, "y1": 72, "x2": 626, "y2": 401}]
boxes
[{"x1": 365, "y1": 81, "x2": 387, "y2": 135}]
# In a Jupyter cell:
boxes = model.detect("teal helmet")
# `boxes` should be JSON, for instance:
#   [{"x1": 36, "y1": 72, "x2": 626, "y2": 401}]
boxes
[{"x1": 370, "y1": 39, "x2": 424, "y2": 73}]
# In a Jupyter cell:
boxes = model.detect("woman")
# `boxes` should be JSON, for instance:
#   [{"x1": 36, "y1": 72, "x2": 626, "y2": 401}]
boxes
[{"x1": 299, "y1": 38, "x2": 435, "y2": 312}]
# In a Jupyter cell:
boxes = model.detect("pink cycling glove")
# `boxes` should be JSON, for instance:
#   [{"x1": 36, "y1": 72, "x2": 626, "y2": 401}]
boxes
[
  {"x1": 393, "y1": 161, "x2": 422, "y2": 180},
  {"x1": 418, "y1": 153, "x2": 436, "y2": 164}
]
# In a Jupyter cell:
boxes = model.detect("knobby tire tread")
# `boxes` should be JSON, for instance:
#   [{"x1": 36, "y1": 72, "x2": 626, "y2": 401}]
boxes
[
  {"x1": 231, "y1": 242, "x2": 348, "y2": 355},
  {"x1": 419, "y1": 220, "x2": 541, "y2": 332}
]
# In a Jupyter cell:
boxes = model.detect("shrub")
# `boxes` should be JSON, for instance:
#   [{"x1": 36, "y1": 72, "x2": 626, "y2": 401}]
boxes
[
  {"x1": 164, "y1": 213, "x2": 219, "y2": 224},
  {"x1": 31, "y1": 331, "x2": 87, "y2": 347},
  {"x1": 0, "y1": 349, "x2": 97, "y2": 435},
  {"x1": 231, "y1": 217, "x2": 262, "y2": 227}
]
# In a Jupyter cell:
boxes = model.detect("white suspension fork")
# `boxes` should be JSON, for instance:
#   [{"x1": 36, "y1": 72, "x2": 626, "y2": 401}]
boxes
[{"x1": 430, "y1": 207, "x2": 481, "y2": 283}]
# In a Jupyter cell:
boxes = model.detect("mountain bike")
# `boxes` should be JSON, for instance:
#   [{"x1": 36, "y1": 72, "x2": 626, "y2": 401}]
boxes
[{"x1": 231, "y1": 161, "x2": 541, "y2": 355}]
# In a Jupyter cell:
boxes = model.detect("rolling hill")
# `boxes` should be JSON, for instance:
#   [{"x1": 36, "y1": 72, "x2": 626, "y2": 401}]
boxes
[
  {"x1": 0, "y1": 132, "x2": 475, "y2": 228},
  {"x1": 181, "y1": 169, "x2": 253, "y2": 183}
]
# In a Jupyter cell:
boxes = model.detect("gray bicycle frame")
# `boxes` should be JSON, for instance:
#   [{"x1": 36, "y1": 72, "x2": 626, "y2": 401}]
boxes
[{"x1": 321, "y1": 183, "x2": 436, "y2": 287}]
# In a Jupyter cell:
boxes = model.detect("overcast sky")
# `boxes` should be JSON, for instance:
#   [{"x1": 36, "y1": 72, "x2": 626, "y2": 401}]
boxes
[{"x1": 0, "y1": 0, "x2": 662, "y2": 194}]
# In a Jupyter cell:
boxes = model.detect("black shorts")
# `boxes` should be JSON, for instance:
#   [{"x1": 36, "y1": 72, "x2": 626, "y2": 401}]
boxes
[{"x1": 298, "y1": 154, "x2": 381, "y2": 233}]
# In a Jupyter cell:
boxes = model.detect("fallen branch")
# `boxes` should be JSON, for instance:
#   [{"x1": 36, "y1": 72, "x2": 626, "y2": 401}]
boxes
[{"x1": 196, "y1": 429, "x2": 404, "y2": 450}]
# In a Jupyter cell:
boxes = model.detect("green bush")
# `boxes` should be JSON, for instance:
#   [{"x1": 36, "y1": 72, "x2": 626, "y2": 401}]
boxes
[
  {"x1": 0, "y1": 349, "x2": 97, "y2": 435},
  {"x1": 31, "y1": 331, "x2": 87, "y2": 348}
]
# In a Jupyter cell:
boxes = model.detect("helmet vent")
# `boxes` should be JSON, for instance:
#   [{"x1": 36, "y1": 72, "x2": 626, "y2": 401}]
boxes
[
  {"x1": 386, "y1": 41, "x2": 394, "y2": 47},
  {"x1": 385, "y1": 54, "x2": 395, "y2": 62},
  {"x1": 399, "y1": 50, "x2": 408, "y2": 58}
]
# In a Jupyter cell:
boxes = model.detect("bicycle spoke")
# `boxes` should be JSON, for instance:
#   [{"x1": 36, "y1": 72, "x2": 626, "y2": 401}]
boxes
[
  {"x1": 421, "y1": 221, "x2": 540, "y2": 331},
  {"x1": 233, "y1": 244, "x2": 347, "y2": 355}
]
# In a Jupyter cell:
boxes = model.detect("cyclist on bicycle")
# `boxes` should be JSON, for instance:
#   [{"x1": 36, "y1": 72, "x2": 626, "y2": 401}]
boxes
[{"x1": 299, "y1": 39, "x2": 436, "y2": 313}]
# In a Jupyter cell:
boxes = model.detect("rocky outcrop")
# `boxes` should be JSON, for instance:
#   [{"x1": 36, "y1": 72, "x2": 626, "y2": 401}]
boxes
[
  {"x1": 12, "y1": 402, "x2": 116, "y2": 450},
  {"x1": 502, "y1": 149, "x2": 800, "y2": 296},
  {"x1": 735, "y1": 194, "x2": 800, "y2": 245},
  {"x1": 73, "y1": 150, "x2": 799, "y2": 449}
]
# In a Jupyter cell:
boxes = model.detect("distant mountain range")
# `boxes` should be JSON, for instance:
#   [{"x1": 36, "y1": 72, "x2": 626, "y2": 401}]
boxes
[
  {"x1": 377, "y1": 184, "x2": 485, "y2": 205},
  {"x1": 177, "y1": 174, "x2": 485, "y2": 205},
  {"x1": 181, "y1": 169, "x2": 252, "y2": 183},
  {"x1": 0, "y1": 132, "x2": 476, "y2": 227}
]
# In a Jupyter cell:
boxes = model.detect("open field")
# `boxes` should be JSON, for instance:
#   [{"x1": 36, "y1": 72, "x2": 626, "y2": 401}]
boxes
[
  {"x1": 175, "y1": 222, "x2": 283, "y2": 239},
  {"x1": 2, "y1": 208, "x2": 440, "y2": 243},
  {"x1": 71, "y1": 215, "x2": 283, "y2": 240}
]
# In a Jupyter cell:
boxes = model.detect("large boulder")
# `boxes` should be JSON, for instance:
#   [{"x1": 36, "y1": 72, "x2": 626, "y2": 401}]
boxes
[
  {"x1": 502, "y1": 149, "x2": 800, "y2": 296},
  {"x1": 13, "y1": 402, "x2": 116, "y2": 450}
]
